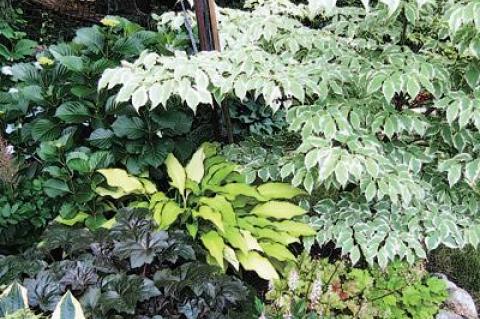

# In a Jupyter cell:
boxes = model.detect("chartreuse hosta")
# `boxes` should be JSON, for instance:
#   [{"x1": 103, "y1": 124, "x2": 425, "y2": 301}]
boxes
[
  {"x1": 96, "y1": 144, "x2": 314, "y2": 280},
  {"x1": 0, "y1": 282, "x2": 85, "y2": 318}
]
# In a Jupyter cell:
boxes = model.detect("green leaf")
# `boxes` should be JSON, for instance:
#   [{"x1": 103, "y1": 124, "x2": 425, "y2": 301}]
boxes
[
  {"x1": 259, "y1": 242, "x2": 296, "y2": 261},
  {"x1": 55, "y1": 101, "x2": 91, "y2": 123},
  {"x1": 223, "y1": 246, "x2": 240, "y2": 271},
  {"x1": 185, "y1": 146, "x2": 205, "y2": 183},
  {"x1": 55, "y1": 212, "x2": 89, "y2": 226},
  {"x1": 273, "y1": 220, "x2": 316, "y2": 237},
  {"x1": 97, "y1": 169, "x2": 144, "y2": 193},
  {"x1": 201, "y1": 231, "x2": 225, "y2": 269},
  {"x1": 112, "y1": 116, "x2": 145, "y2": 139},
  {"x1": 44, "y1": 179, "x2": 71, "y2": 198},
  {"x1": 382, "y1": 79, "x2": 395, "y2": 101},
  {"x1": 257, "y1": 183, "x2": 306, "y2": 199},
  {"x1": 88, "y1": 129, "x2": 114, "y2": 149},
  {"x1": 224, "y1": 227, "x2": 249, "y2": 253},
  {"x1": 367, "y1": 73, "x2": 386, "y2": 94},
  {"x1": 52, "y1": 291, "x2": 86, "y2": 319},
  {"x1": 199, "y1": 196, "x2": 237, "y2": 225},
  {"x1": 251, "y1": 201, "x2": 307, "y2": 219},
  {"x1": 165, "y1": 153, "x2": 186, "y2": 196},
  {"x1": 31, "y1": 119, "x2": 60, "y2": 142},
  {"x1": 365, "y1": 158, "x2": 379, "y2": 178},
  {"x1": 448, "y1": 164, "x2": 462, "y2": 187},
  {"x1": 406, "y1": 77, "x2": 420, "y2": 98},
  {"x1": 237, "y1": 251, "x2": 279, "y2": 280},
  {"x1": 56, "y1": 56, "x2": 84, "y2": 72}
]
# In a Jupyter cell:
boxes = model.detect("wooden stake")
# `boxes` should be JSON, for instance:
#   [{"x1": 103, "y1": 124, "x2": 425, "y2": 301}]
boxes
[{"x1": 193, "y1": 0, "x2": 234, "y2": 143}]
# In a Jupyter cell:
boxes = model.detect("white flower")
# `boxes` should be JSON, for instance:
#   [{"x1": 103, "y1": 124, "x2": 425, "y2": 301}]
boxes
[
  {"x1": 1, "y1": 66, "x2": 13, "y2": 76},
  {"x1": 258, "y1": 313, "x2": 267, "y2": 319},
  {"x1": 34, "y1": 62, "x2": 43, "y2": 70},
  {"x1": 8, "y1": 88, "x2": 18, "y2": 94},
  {"x1": 5, "y1": 123, "x2": 16, "y2": 134},
  {"x1": 287, "y1": 269, "x2": 299, "y2": 292},
  {"x1": 309, "y1": 278, "x2": 323, "y2": 306}
]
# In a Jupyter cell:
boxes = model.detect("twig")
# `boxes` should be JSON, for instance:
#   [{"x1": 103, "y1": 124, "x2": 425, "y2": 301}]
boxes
[{"x1": 180, "y1": 0, "x2": 199, "y2": 54}]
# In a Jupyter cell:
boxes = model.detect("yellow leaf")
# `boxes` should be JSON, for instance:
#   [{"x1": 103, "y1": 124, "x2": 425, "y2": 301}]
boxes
[
  {"x1": 199, "y1": 195, "x2": 237, "y2": 225},
  {"x1": 240, "y1": 230, "x2": 263, "y2": 252},
  {"x1": 159, "y1": 201, "x2": 184, "y2": 230},
  {"x1": 251, "y1": 201, "x2": 306, "y2": 219},
  {"x1": 194, "y1": 206, "x2": 224, "y2": 232},
  {"x1": 201, "y1": 231, "x2": 225, "y2": 269},
  {"x1": 223, "y1": 246, "x2": 240, "y2": 271},
  {"x1": 224, "y1": 227, "x2": 249, "y2": 253},
  {"x1": 139, "y1": 178, "x2": 157, "y2": 194},
  {"x1": 274, "y1": 220, "x2": 317, "y2": 237},
  {"x1": 97, "y1": 169, "x2": 144, "y2": 194},
  {"x1": 165, "y1": 153, "x2": 186, "y2": 196},
  {"x1": 237, "y1": 251, "x2": 279, "y2": 280},
  {"x1": 257, "y1": 183, "x2": 306, "y2": 199},
  {"x1": 95, "y1": 186, "x2": 127, "y2": 199},
  {"x1": 186, "y1": 147, "x2": 206, "y2": 183},
  {"x1": 259, "y1": 242, "x2": 296, "y2": 261}
]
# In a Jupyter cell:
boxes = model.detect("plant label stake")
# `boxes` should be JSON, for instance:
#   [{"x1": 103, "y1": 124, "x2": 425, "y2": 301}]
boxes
[{"x1": 193, "y1": 0, "x2": 234, "y2": 143}]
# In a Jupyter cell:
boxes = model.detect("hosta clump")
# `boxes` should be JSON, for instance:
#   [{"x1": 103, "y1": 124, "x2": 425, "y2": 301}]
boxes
[
  {"x1": 0, "y1": 282, "x2": 85, "y2": 319},
  {"x1": 97, "y1": 143, "x2": 314, "y2": 280},
  {"x1": 0, "y1": 208, "x2": 252, "y2": 318},
  {"x1": 263, "y1": 253, "x2": 447, "y2": 319},
  {"x1": 0, "y1": 16, "x2": 201, "y2": 232}
]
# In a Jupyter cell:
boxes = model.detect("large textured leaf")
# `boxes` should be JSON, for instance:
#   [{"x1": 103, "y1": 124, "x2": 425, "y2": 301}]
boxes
[
  {"x1": 199, "y1": 196, "x2": 236, "y2": 225},
  {"x1": 257, "y1": 183, "x2": 306, "y2": 199},
  {"x1": 44, "y1": 179, "x2": 71, "y2": 198},
  {"x1": 165, "y1": 153, "x2": 186, "y2": 196},
  {"x1": 0, "y1": 283, "x2": 28, "y2": 316},
  {"x1": 201, "y1": 231, "x2": 225, "y2": 269},
  {"x1": 273, "y1": 220, "x2": 316, "y2": 237},
  {"x1": 223, "y1": 227, "x2": 249, "y2": 253},
  {"x1": 251, "y1": 201, "x2": 306, "y2": 219},
  {"x1": 55, "y1": 101, "x2": 91, "y2": 123},
  {"x1": 31, "y1": 119, "x2": 61, "y2": 142},
  {"x1": 111, "y1": 116, "x2": 145, "y2": 139},
  {"x1": 194, "y1": 206, "x2": 224, "y2": 232},
  {"x1": 159, "y1": 201, "x2": 184, "y2": 230},
  {"x1": 97, "y1": 169, "x2": 144, "y2": 194},
  {"x1": 237, "y1": 251, "x2": 279, "y2": 280}
]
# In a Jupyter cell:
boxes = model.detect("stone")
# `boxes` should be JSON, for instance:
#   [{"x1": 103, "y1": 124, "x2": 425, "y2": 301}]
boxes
[
  {"x1": 433, "y1": 273, "x2": 478, "y2": 319},
  {"x1": 436, "y1": 310, "x2": 464, "y2": 319}
]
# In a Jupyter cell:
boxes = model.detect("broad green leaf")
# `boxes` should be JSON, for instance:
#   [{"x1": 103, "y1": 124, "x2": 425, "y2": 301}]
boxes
[
  {"x1": 201, "y1": 231, "x2": 225, "y2": 269},
  {"x1": 199, "y1": 195, "x2": 236, "y2": 225},
  {"x1": 210, "y1": 183, "x2": 267, "y2": 201},
  {"x1": 257, "y1": 183, "x2": 306, "y2": 199},
  {"x1": 251, "y1": 201, "x2": 306, "y2": 219},
  {"x1": 240, "y1": 230, "x2": 263, "y2": 252},
  {"x1": 185, "y1": 147, "x2": 205, "y2": 183},
  {"x1": 55, "y1": 212, "x2": 89, "y2": 226},
  {"x1": 237, "y1": 251, "x2": 279, "y2": 280},
  {"x1": 55, "y1": 101, "x2": 91, "y2": 123},
  {"x1": 98, "y1": 169, "x2": 144, "y2": 194},
  {"x1": 95, "y1": 187, "x2": 127, "y2": 199},
  {"x1": 44, "y1": 179, "x2": 71, "y2": 198},
  {"x1": 259, "y1": 242, "x2": 296, "y2": 261},
  {"x1": 52, "y1": 291, "x2": 86, "y2": 319},
  {"x1": 382, "y1": 79, "x2": 395, "y2": 101},
  {"x1": 165, "y1": 153, "x2": 186, "y2": 196},
  {"x1": 365, "y1": 158, "x2": 379, "y2": 178}
]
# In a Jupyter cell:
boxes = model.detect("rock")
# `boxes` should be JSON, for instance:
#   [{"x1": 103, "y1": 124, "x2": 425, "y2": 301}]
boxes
[
  {"x1": 434, "y1": 273, "x2": 478, "y2": 319},
  {"x1": 445, "y1": 287, "x2": 478, "y2": 319},
  {"x1": 436, "y1": 310, "x2": 464, "y2": 319}
]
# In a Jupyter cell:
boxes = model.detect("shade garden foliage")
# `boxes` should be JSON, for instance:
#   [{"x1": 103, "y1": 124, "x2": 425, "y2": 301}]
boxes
[{"x1": 0, "y1": 0, "x2": 479, "y2": 318}]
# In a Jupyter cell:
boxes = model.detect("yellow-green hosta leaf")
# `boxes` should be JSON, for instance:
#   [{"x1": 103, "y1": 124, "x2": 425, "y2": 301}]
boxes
[
  {"x1": 223, "y1": 246, "x2": 240, "y2": 271},
  {"x1": 186, "y1": 222, "x2": 198, "y2": 238},
  {"x1": 205, "y1": 163, "x2": 237, "y2": 186},
  {"x1": 251, "y1": 201, "x2": 307, "y2": 219},
  {"x1": 97, "y1": 169, "x2": 144, "y2": 194},
  {"x1": 165, "y1": 153, "x2": 186, "y2": 196},
  {"x1": 257, "y1": 183, "x2": 306, "y2": 199},
  {"x1": 0, "y1": 282, "x2": 28, "y2": 316},
  {"x1": 186, "y1": 146, "x2": 205, "y2": 183},
  {"x1": 224, "y1": 227, "x2": 249, "y2": 253},
  {"x1": 201, "y1": 231, "x2": 225, "y2": 269},
  {"x1": 55, "y1": 212, "x2": 89, "y2": 226},
  {"x1": 259, "y1": 242, "x2": 296, "y2": 262},
  {"x1": 240, "y1": 216, "x2": 275, "y2": 228},
  {"x1": 240, "y1": 230, "x2": 263, "y2": 252},
  {"x1": 159, "y1": 201, "x2": 184, "y2": 230},
  {"x1": 139, "y1": 178, "x2": 157, "y2": 194},
  {"x1": 210, "y1": 183, "x2": 267, "y2": 201},
  {"x1": 273, "y1": 220, "x2": 317, "y2": 237},
  {"x1": 95, "y1": 186, "x2": 127, "y2": 199},
  {"x1": 199, "y1": 195, "x2": 236, "y2": 225},
  {"x1": 237, "y1": 251, "x2": 279, "y2": 280},
  {"x1": 52, "y1": 291, "x2": 85, "y2": 319},
  {"x1": 194, "y1": 206, "x2": 224, "y2": 232},
  {"x1": 152, "y1": 201, "x2": 166, "y2": 226},
  {"x1": 149, "y1": 192, "x2": 167, "y2": 209},
  {"x1": 253, "y1": 228, "x2": 299, "y2": 245}
]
